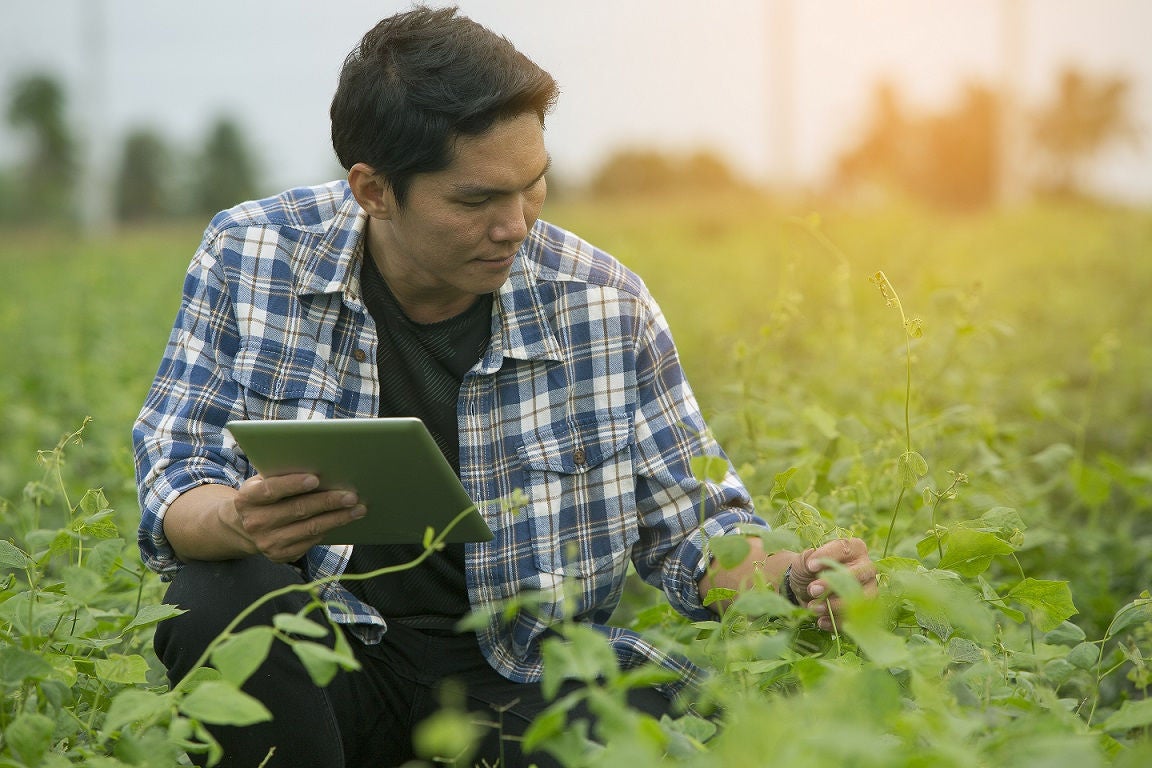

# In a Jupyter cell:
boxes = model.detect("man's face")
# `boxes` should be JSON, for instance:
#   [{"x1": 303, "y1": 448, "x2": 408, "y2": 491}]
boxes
[{"x1": 370, "y1": 111, "x2": 550, "y2": 322}]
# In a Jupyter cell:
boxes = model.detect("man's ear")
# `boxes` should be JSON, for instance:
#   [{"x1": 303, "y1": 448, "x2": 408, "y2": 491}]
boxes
[{"x1": 348, "y1": 163, "x2": 393, "y2": 219}]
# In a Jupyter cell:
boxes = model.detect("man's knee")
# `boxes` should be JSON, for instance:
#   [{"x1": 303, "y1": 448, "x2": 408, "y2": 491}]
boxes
[{"x1": 154, "y1": 557, "x2": 313, "y2": 679}]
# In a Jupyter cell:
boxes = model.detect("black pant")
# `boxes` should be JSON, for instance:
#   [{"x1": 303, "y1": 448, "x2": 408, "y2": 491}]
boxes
[{"x1": 155, "y1": 558, "x2": 674, "y2": 767}]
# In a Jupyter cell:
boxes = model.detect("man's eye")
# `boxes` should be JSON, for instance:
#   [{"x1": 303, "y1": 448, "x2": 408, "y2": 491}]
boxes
[{"x1": 460, "y1": 198, "x2": 489, "y2": 208}]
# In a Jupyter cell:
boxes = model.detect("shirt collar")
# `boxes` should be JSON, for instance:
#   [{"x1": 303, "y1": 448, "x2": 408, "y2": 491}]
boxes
[
  {"x1": 485, "y1": 224, "x2": 565, "y2": 368},
  {"x1": 293, "y1": 182, "x2": 370, "y2": 298}
]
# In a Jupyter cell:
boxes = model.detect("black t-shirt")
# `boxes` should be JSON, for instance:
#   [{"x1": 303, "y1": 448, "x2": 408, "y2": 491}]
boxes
[{"x1": 344, "y1": 249, "x2": 492, "y2": 627}]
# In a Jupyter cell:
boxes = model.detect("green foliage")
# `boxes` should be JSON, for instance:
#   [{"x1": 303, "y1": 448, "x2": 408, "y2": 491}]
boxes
[{"x1": 3, "y1": 199, "x2": 1151, "y2": 764}]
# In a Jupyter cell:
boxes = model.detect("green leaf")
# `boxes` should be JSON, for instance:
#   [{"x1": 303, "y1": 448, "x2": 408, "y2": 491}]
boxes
[
  {"x1": 540, "y1": 625, "x2": 619, "y2": 699},
  {"x1": 708, "y1": 535, "x2": 750, "y2": 570},
  {"x1": 701, "y1": 587, "x2": 736, "y2": 607},
  {"x1": 617, "y1": 665, "x2": 680, "y2": 689},
  {"x1": 1006, "y1": 578, "x2": 1078, "y2": 632},
  {"x1": 1101, "y1": 698, "x2": 1152, "y2": 732},
  {"x1": 690, "y1": 455, "x2": 728, "y2": 484},
  {"x1": 291, "y1": 640, "x2": 359, "y2": 687},
  {"x1": 105, "y1": 688, "x2": 169, "y2": 732},
  {"x1": 4, "y1": 712, "x2": 55, "y2": 764},
  {"x1": 212, "y1": 626, "x2": 275, "y2": 686},
  {"x1": 273, "y1": 612, "x2": 329, "y2": 638},
  {"x1": 661, "y1": 712, "x2": 718, "y2": 748},
  {"x1": 1066, "y1": 641, "x2": 1100, "y2": 671},
  {"x1": 94, "y1": 653, "x2": 151, "y2": 685},
  {"x1": 739, "y1": 524, "x2": 803, "y2": 554},
  {"x1": 803, "y1": 405, "x2": 839, "y2": 440},
  {"x1": 729, "y1": 588, "x2": 795, "y2": 617},
  {"x1": 412, "y1": 706, "x2": 484, "y2": 764},
  {"x1": 1106, "y1": 598, "x2": 1152, "y2": 639},
  {"x1": 171, "y1": 665, "x2": 221, "y2": 695},
  {"x1": 899, "y1": 451, "x2": 928, "y2": 488},
  {"x1": 0, "y1": 538, "x2": 32, "y2": 568},
  {"x1": 770, "y1": 467, "x2": 799, "y2": 501},
  {"x1": 75, "y1": 507, "x2": 121, "y2": 539},
  {"x1": 947, "y1": 637, "x2": 985, "y2": 664},
  {"x1": 0, "y1": 646, "x2": 55, "y2": 685},
  {"x1": 893, "y1": 570, "x2": 996, "y2": 642},
  {"x1": 78, "y1": 487, "x2": 111, "y2": 516},
  {"x1": 121, "y1": 603, "x2": 186, "y2": 634},
  {"x1": 844, "y1": 597, "x2": 908, "y2": 667},
  {"x1": 179, "y1": 680, "x2": 272, "y2": 726},
  {"x1": 522, "y1": 703, "x2": 565, "y2": 749},
  {"x1": 1044, "y1": 620, "x2": 1087, "y2": 646},
  {"x1": 61, "y1": 564, "x2": 107, "y2": 605},
  {"x1": 939, "y1": 528, "x2": 1015, "y2": 577}
]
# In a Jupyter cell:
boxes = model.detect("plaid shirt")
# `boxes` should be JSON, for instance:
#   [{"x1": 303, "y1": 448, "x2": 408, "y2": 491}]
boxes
[{"x1": 134, "y1": 181, "x2": 761, "y2": 694}]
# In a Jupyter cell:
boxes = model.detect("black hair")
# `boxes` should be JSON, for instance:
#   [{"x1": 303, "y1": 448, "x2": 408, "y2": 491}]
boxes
[{"x1": 330, "y1": 5, "x2": 559, "y2": 207}]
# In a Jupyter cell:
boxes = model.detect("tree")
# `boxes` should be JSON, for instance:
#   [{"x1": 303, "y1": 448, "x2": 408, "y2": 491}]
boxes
[
  {"x1": 1031, "y1": 66, "x2": 1140, "y2": 197},
  {"x1": 193, "y1": 116, "x2": 260, "y2": 215},
  {"x1": 5, "y1": 73, "x2": 77, "y2": 222},
  {"x1": 834, "y1": 81, "x2": 913, "y2": 197},
  {"x1": 115, "y1": 128, "x2": 172, "y2": 222},
  {"x1": 835, "y1": 80, "x2": 1001, "y2": 210},
  {"x1": 911, "y1": 83, "x2": 1000, "y2": 209},
  {"x1": 588, "y1": 148, "x2": 747, "y2": 198}
]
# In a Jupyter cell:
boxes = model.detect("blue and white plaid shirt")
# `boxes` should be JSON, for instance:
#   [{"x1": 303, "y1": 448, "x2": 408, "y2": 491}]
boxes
[{"x1": 134, "y1": 181, "x2": 761, "y2": 694}]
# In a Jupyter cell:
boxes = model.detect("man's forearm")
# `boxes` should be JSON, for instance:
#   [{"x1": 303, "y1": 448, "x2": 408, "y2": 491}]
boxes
[
  {"x1": 163, "y1": 483, "x2": 256, "y2": 562},
  {"x1": 697, "y1": 537, "x2": 800, "y2": 612}
]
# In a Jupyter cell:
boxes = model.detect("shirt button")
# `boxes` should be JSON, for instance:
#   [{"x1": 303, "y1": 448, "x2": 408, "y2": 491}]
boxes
[
  {"x1": 573, "y1": 447, "x2": 586, "y2": 466},
  {"x1": 354, "y1": 349, "x2": 367, "y2": 362}
]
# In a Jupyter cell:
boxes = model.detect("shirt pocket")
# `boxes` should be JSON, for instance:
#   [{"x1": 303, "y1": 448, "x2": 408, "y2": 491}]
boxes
[
  {"x1": 517, "y1": 412, "x2": 638, "y2": 578},
  {"x1": 231, "y1": 339, "x2": 341, "y2": 420}
]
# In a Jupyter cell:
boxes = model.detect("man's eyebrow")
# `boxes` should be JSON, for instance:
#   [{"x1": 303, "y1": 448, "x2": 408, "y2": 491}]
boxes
[{"x1": 452, "y1": 154, "x2": 552, "y2": 197}]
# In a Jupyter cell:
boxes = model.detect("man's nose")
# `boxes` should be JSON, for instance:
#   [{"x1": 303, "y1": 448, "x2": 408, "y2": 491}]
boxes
[{"x1": 490, "y1": 197, "x2": 530, "y2": 243}]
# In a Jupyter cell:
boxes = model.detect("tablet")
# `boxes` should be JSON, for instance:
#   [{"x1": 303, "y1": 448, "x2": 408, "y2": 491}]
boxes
[{"x1": 224, "y1": 417, "x2": 493, "y2": 546}]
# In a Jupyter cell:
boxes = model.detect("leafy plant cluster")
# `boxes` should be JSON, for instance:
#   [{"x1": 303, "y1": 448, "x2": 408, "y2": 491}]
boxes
[{"x1": 2, "y1": 200, "x2": 1151, "y2": 765}]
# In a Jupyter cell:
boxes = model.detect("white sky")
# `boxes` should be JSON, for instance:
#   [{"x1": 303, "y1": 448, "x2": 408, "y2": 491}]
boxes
[{"x1": 2, "y1": 0, "x2": 1150, "y2": 202}]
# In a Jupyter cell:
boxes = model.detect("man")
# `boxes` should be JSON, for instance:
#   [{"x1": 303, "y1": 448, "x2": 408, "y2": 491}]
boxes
[{"x1": 134, "y1": 6, "x2": 876, "y2": 767}]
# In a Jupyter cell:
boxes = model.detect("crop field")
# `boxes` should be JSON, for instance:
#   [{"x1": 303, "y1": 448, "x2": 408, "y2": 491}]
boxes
[{"x1": 2, "y1": 197, "x2": 1150, "y2": 766}]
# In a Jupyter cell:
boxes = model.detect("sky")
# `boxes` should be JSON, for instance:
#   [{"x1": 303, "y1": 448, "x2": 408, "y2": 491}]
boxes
[{"x1": 1, "y1": 0, "x2": 1150, "y2": 203}]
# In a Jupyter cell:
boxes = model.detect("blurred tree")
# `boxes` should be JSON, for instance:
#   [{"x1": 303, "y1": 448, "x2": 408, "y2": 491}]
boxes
[
  {"x1": 588, "y1": 147, "x2": 746, "y2": 198},
  {"x1": 835, "y1": 80, "x2": 1000, "y2": 210},
  {"x1": 5, "y1": 73, "x2": 77, "y2": 223},
  {"x1": 1031, "y1": 66, "x2": 1140, "y2": 197},
  {"x1": 914, "y1": 84, "x2": 1000, "y2": 209},
  {"x1": 589, "y1": 149, "x2": 676, "y2": 197},
  {"x1": 834, "y1": 81, "x2": 913, "y2": 198},
  {"x1": 193, "y1": 116, "x2": 260, "y2": 215},
  {"x1": 115, "y1": 127, "x2": 173, "y2": 222}
]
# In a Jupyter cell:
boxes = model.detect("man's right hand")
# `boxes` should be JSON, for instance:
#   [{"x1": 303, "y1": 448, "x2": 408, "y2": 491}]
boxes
[{"x1": 164, "y1": 476, "x2": 367, "y2": 564}]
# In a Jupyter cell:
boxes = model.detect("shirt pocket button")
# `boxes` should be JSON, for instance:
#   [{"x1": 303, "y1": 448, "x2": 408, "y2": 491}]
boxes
[
  {"x1": 572, "y1": 447, "x2": 586, "y2": 466},
  {"x1": 354, "y1": 349, "x2": 367, "y2": 362}
]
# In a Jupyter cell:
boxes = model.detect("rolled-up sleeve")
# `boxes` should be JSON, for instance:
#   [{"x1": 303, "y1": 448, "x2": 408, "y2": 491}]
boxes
[
  {"x1": 133, "y1": 231, "x2": 250, "y2": 576},
  {"x1": 628, "y1": 292, "x2": 764, "y2": 620}
]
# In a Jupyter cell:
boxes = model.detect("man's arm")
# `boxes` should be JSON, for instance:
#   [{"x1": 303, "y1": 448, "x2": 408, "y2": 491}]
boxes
[
  {"x1": 699, "y1": 536, "x2": 877, "y2": 631},
  {"x1": 163, "y1": 475, "x2": 367, "y2": 564}
]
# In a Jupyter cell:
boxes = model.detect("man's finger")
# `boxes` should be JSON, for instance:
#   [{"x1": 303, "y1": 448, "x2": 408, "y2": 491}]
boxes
[{"x1": 240, "y1": 473, "x2": 321, "y2": 505}]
